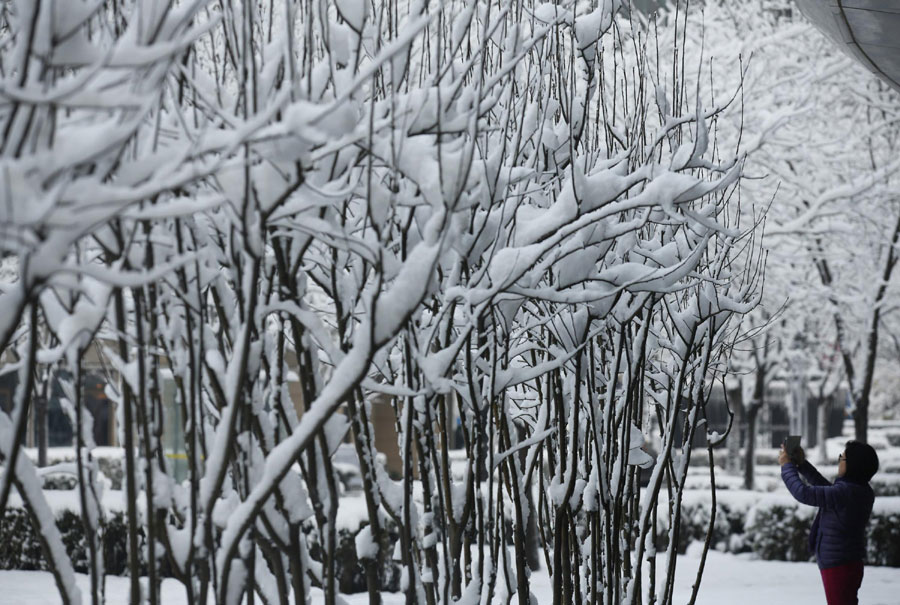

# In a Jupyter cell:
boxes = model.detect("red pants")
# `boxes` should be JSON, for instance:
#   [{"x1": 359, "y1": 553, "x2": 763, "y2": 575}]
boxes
[{"x1": 820, "y1": 561, "x2": 864, "y2": 605}]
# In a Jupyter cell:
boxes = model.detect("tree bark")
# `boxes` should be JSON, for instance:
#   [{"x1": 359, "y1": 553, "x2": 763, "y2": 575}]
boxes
[
  {"x1": 726, "y1": 383, "x2": 743, "y2": 475},
  {"x1": 743, "y1": 404, "x2": 762, "y2": 490},
  {"x1": 35, "y1": 394, "x2": 47, "y2": 468},
  {"x1": 816, "y1": 397, "x2": 830, "y2": 463},
  {"x1": 743, "y1": 344, "x2": 768, "y2": 490}
]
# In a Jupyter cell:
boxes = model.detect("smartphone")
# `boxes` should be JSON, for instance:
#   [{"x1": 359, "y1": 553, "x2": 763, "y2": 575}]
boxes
[{"x1": 784, "y1": 435, "x2": 801, "y2": 456}]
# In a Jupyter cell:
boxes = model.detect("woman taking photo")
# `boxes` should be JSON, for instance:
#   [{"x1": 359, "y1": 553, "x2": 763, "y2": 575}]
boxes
[{"x1": 780, "y1": 440, "x2": 879, "y2": 605}]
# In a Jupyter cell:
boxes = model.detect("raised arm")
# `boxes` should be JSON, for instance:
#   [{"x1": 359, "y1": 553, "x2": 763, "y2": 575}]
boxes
[
  {"x1": 797, "y1": 460, "x2": 832, "y2": 487},
  {"x1": 780, "y1": 446, "x2": 831, "y2": 486},
  {"x1": 781, "y1": 462, "x2": 848, "y2": 510}
]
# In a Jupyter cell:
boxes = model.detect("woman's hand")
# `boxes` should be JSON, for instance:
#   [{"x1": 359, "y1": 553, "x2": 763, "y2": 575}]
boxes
[
  {"x1": 779, "y1": 445, "x2": 805, "y2": 466},
  {"x1": 778, "y1": 446, "x2": 790, "y2": 466}
]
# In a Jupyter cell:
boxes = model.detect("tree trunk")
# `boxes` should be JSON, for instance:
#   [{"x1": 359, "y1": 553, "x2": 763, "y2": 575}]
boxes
[
  {"x1": 817, "y1": 397, "x2": 830, "y2": 463},
  {"x1": 854, "y1": 407, "x2": 869, "y2": 443},
  {"x1": 525, "y1": 490, "x2": 542, "y2": 571},
  {"x1": 743, "y1": 365, "x2": 766, "y2": 490},
  {"x1": 35, "y1": 394, "x2": 47, "y2": 468},
  {"x1": 726, "y1": 383, "x2": 743, "y2": 475},
  {"x1": 742, "y1": 404, "x2": 760, "y2": 491}
]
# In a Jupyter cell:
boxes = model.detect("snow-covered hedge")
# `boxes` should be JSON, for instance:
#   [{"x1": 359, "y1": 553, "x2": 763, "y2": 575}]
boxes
[
  {"x1": 745, "y1": 504, "x2": 816, "y2": 562},
  {"x1": 746, "y1": 501, "x2": 900, "y2": 566},
  {"x1": 0, "y1": 502, "x2": 401, "y2": 593},
  {"x1": 40, "y1": 474, "x2": 78, "y2": 491},
  {"x1": 25, "y1": 448, "x2": 125, "y2": 491},
  {"x1": 303, "y1": 521, "x2": 400, "y2": 594},
  {"x1": 2, "y1": 493, "x2": 898, "y2": 587},
  {"x1": 660, "y1": 500, "x2": 749, "y2": 555},
  {"x1": 866, "y1": 509, "x2": 900, "y2": 567},
  {"x1": 872, "y1": 474, "x2": 900, "y2": 497},
  {"x1": 662, "y1": 492, "x2": 900, "y2": 566},
  {"x1": 0, "y1": 509, "x2": 132, "y2": 576}
]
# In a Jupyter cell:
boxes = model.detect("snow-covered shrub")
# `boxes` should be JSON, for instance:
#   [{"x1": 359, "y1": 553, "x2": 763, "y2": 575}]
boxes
[
  {"x1": 746, "y1": 504, "x2": 816, "y2": 562},
  {"x1": 94, "y1": 457, "x2": 123, "y2": 492},
  {"x1": 746, "y1": 501, "x2": 900, "y2": 566},
  {"x1": 715, "y1": 504, "x2": 750, "y2": 553},
  {"x1": 884, "y1": 462, "x2": 900, "y2": 474},
  {"x1": 866, "y1": 509, "x2": 900, "y2": 566},
  {"x1": 657, "y1": 500, "x2": 747, "y2": 554},
  {"x1": 652, "y1": 492, "x2": 900, "y2": 565},
  {"x1": 30, "y1": 449, "x2": 123, "y2": 490},
  {"x1": 102, "y1": 514, "x2": 137, "y2": 577},
  {"x1": 57, "y1": 511, "x2": 91, "y2": 575},
  {"x1": 40, "y1": 474, "x2": 78, "y2": 491},
  {"x1": 302, "y1": 520, "x2": 400, "y2": 593},
  {"x1": 0, "y1": 508, "x2": 136, "y2": 575},
  {"x1": 872, "y1": 474, "x2": 900, "y2": 497},
  {"x1": 0, "y1": 508, "x2": 44, "y2": 571}
]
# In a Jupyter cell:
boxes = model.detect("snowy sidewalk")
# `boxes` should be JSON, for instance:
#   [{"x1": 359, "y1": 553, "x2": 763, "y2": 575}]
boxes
[
  {"x1": 1, "y1": 549, "x2": 898, "y2": 604},
  {"x1": 656, "y1": 549, "x2": 900, "y2": 605}
]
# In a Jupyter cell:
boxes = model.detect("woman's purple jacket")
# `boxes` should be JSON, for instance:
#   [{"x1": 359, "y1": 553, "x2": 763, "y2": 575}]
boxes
[{"x1": 780, "y1": 460, "x2": 874, "y2": 569}]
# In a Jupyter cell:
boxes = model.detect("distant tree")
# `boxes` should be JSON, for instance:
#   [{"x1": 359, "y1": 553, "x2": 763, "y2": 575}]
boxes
[{"x1": 685, "y1": 0, "x2": 900, "y2": 457}]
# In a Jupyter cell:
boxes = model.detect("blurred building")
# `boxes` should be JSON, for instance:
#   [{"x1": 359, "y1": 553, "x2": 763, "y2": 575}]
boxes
[
  {"x1": 0, "y1": 346, "x2": 114, "y2": 449},
  {"x1": 0, "y1": 346, "x2": 416, "y2": 480}
]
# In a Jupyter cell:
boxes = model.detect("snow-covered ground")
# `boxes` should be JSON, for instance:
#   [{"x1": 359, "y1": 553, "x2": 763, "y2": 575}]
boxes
[
  {"x1": 5, "y1": 424, "x2": 897, "y2": 604},
  {"x1": 2, "y1": 549, "x2": 898, "y2": 604}
]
